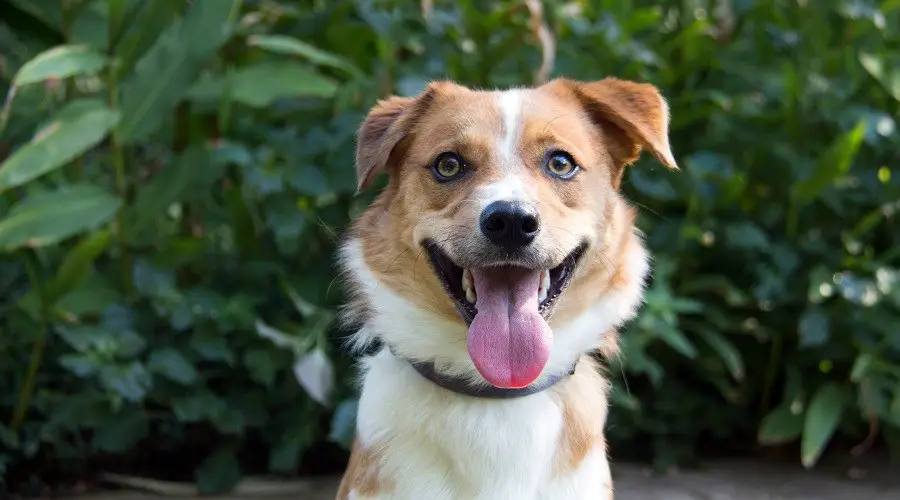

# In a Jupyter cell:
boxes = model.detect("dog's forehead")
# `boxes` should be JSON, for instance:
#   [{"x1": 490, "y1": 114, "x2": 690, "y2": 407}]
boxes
[
  {"x1": 434, "y1": 86, "x2": 580, "y2": 132},
  {"x1": 408, "y1": 86, "x2": 594, "y2": 212},
  {"x1": 419, "y1": 86, "x2": 590, "y2": 162}
]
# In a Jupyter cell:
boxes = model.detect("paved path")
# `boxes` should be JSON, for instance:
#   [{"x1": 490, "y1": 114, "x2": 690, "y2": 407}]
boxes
[{"x1": 59, "y1": 457, "x2": 899, "y2": 500}]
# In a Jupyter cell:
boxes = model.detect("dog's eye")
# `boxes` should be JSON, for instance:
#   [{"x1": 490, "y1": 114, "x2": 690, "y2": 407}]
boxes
[
  {"x1": 545, "y1": 151, "x2": 578, "y2": 179},
  {"x1": 432, "y1": 153, "x2": 465, "y2": 181}
]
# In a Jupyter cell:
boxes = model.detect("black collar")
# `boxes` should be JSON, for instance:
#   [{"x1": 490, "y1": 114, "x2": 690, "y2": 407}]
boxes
[{"x1": 391, "y1": 347, "x2": 577, "y2": 399}]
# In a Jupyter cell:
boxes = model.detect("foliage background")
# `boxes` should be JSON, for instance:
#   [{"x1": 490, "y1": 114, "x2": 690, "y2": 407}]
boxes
[{"x1": 1, "y1": 0, "x2": 899, "y2": 495}]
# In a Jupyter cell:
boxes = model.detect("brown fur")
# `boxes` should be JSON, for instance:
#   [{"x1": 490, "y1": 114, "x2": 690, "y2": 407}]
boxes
[
  {"x1": 338, "y1": 77, "x2": 675, "y2": 497},
  {"x1": 336, "y1": 438, "x2": 392, "y2": 499}
]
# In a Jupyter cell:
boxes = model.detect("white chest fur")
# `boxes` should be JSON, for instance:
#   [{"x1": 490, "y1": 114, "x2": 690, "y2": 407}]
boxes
[{"x1": 351, "y1": 351, "x2": 611, "y2": 500}]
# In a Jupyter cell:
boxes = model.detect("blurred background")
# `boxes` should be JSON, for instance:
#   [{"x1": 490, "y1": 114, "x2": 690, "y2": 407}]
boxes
[{"x1": 1, "y1": 0, "x2": 899, "y2": 497}]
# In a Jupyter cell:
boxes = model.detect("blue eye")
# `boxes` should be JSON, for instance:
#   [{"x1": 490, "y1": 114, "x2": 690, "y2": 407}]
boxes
[
  {"x1": 432, "y1": 152, "x2": 466, "y2": 181},
  {"x1": 545, "y1": 151, "x2": 578, "y2": 179}
]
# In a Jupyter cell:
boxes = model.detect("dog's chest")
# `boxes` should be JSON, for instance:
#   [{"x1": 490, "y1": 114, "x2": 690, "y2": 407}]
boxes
[{"x1": 351, "y1": 353, "x2": 610, "y2": 500}]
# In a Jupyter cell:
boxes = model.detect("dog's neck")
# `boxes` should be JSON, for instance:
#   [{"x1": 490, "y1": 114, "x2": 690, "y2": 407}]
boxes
[{"x1": 387, "y1": 344, "x2": 579, "y2": 399}]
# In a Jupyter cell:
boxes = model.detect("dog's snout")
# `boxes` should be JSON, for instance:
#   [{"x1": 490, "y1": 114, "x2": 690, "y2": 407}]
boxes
[{"x1": 479, "y1": 201, "x2": 539, "y2": 251}]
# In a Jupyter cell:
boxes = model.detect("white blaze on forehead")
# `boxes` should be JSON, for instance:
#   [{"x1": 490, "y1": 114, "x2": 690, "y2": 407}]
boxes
[
  {"x1": 476, "y1": 89, "x2": 533, "y2": 210},
  {"x1": 498, "y1": 89, "x2": 523, "y2": 163}
]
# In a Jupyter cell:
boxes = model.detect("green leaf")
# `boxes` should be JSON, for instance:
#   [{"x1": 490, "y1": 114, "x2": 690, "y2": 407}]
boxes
[
  {"x1": 190, "y1": 330, "x2": 234, "y2": 365},
  {"x1": 45, "y1": 230, "x2": 112, "y2": 303},
  {"x1": 243, "y1": 348, "x2": 278, "y2": 387},
  {"x1": 246, "y1": 34, "x2": 364, "y2": 79},
  {"x1": 791, "y1": 121, "x2": 866, "y2": 204},
  {"x1": 798, "y1": 307, "x2": 830, "y2": 348},
  {"x1": 55, "y1": 279, "x2": 121, "y2": 318},
  {"x1": 724, "y1": 222, "x2": 769, "y2": 250},
  {"x1": 99, "y1": 362, "x2": 152, "y2": 403},
  {"x1": 696, "y1": 328, "x2": 745, "y2": 381},
  {"x1": 196, "y1": 447, "x2": 241, "y2": 495},
  {"x1": 188, "y1": 62, "x2": 338, "y2": 107},
  {"x1": 12, "y1": 44, "x2": 108, "y2": 86},
  {"x1": 113, "y1": 0, "x2": 181, "y2": 63},
  {"x1": 0, "y1": 184, "x2": 121, "y2": 251},
  {"x1": 801, "y1": 383, "x2": 847, "y2": 468},
  {"x1": 655, "y1": 326, "x2": 698, "y2": 359},
  {"x1": 0, "y1": 99, "x2": 120, "y2": 190},
  {"x1": 850, "y1": 353, "x2": 873, "y2": 383},
  {"x1": 147, "y1": 348, "x2": 198, "y2": 385},
  {"x1": 6, "y1": 0, "x2": 62, "y2": 28},
  {"x1": 56, "y1": 326, "x2": 147, "y2": 358},
  {"x1": 92, "y1": 411, "x2": 149, "y2": 453},
  {"x1": 328, "y1": 399, "x2": 358, "y2": 449},
  {"x1": 860, "y1": 52, "x2": 900, "y2": 102},
  {"x1": 116, "y1": 0, "x2": 238, "y2": 142},
  {"x1": 173, "y1": 391, "x2": 225, "y2": 422},
  {"x1": 759, "y1": 405, "x2": 804, "y2": 445},
  {"x1": 59, "y1": 354, "x2": 98, "y2": 377},
  {"x1": 128, "y1": 145, "x2": 219, "y2": 233},
  {"x1": 254, "y1": 319, "x2": 313, "y2": 353}
]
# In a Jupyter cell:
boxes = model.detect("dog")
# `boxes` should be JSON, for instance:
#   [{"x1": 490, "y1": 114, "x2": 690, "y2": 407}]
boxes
[{"x1": 335, "y1": 77, "x2": 677, "y2": 499}]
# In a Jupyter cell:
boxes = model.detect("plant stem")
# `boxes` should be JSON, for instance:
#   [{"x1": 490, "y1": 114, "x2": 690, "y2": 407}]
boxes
[
  {"x1": 62, "y1": 1, "x2": 84, "y2": 181},
  {"x1": 10, "y1": 253, "x2": 48, "y2": 431},
  {"x1": 108, "y1": 7, "x2": 132, "y2": 297}
]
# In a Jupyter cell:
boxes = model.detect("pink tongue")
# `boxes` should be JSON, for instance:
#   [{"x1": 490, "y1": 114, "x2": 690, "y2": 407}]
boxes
[{"x1": 467, "y1": 267, "x2": 552, "y2": 389}]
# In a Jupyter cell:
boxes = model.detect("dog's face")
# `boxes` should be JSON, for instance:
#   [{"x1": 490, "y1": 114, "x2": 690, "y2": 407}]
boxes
[{"x1": 343, "y1": 78, "x2": 676, "y2": 389}]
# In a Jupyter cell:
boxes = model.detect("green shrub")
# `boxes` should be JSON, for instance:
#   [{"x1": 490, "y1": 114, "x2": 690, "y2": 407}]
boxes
[{"x1": 1, "y1": 0, "x2": 898, "y2": 494}]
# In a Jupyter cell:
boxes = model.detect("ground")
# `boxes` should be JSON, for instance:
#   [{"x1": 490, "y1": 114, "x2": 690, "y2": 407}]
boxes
[{"x1": 58, "y1": 454, "x2": 898, "y2": 500}]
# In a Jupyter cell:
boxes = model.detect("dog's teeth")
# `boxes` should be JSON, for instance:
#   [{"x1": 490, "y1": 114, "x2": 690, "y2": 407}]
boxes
[
  {"x1": 538, "y1": 269, "x2": 550, "y2": 303},
  {"x1": 462, "y1": 268, "x2": 476, "y2": 304}
]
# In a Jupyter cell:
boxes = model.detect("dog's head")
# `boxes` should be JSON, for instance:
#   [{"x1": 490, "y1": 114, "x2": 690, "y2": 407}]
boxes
[{"x1": 341, "y1": 78, "x2": 676, "y2": 389}]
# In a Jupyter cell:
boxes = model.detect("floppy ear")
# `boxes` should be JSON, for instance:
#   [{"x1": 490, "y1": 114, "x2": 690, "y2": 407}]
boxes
[
  {"x1": 569, "y1": 77, "x2": 677, "y2": 185},
  {"x1": 355, "y1": 81, "x2": 460, "y2": 193},
  {"x1": 355, "y1": 95, "x2": 416, "y2": 193}
]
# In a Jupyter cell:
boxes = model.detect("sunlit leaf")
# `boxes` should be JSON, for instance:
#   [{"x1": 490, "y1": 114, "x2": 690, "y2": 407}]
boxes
[
  {"x1": 801, "y1": 383, "x2": 847, "y2": 468},
  {"x1": 759, "y1": 405, "x2": 804, "y2": 445},
  {"x1": 247, "y1": 34, "x2": 364, "y2": 79},
  {"x1": 45, "y1": 230, "x2": 112, "y2": 303},
  {"x1": 0, "y1": 184, "x2": 121, "y2": 251},
  {"x1": 148, "y1": 348, "x2": 199, "y2": 385},
  {"x1": 696, "y1": 328, "x2": 745, "y2": 381},
  {"x1": 860, "y1": 52, "x2": 900, "y2": 101},
  {"x1": 188, "y1": 62, "x2": 338, "y2": 107},
  {"x1": 293, "y1": 347, "x2": 334, "y2": 406},
  {"x1": 0, "y1": 99, "x2": 120, "y2": 190},
  {"x1": 12, "y1": 45, "x2": 108, "y2": 86},
  {"x1": 791, "y1": 120, "x2": 866, "y2": 204}
]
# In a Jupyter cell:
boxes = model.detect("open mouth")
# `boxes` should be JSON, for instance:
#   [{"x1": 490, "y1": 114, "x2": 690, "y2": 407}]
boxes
[
  {"x1": 424, "y1": 242, "x2": 588, "y2": 324},
  {"x1": 424, "y1": 240, "x2": 587, "y2": 389}
]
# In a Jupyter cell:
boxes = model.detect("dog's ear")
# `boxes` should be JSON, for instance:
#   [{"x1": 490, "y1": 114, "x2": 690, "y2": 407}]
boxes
[
  {"x1": 563, "y1": 78, "x2": 677, "y2": 186},
  {"x1": 355, "y1": 82, "x2": 455, "y2": 193},
  {"x1": 355, "y1": 96, "x2": 415, "y2": 193}
]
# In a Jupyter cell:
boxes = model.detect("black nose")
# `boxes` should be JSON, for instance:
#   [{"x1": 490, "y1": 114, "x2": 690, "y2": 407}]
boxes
[{"x1": 479, "y1": 201, "x2": 540, "y2": 251}]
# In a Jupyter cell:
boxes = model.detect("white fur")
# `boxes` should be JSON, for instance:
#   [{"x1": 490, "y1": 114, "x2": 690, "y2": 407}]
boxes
[
  {"x1": 476, "y1": 175, "x2": 531, "y2": 210},
  {"x1": 475, "y1": 90, "x2": 533, "y2": 212},
  {"x1": 338, "y1": 228, "x2": 650, "y2": 499},
  {"x1": 498, "y1": 89, "x2": 523, "y2": 162}
]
